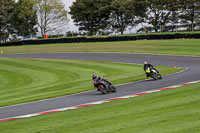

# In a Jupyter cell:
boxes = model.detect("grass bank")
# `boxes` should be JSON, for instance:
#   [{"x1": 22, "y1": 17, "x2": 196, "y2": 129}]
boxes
[
  {"x1": 0, "y1": 39, "x2": 199, "y2": 56},
  {"x1": 0, "y1": 58, "x2": 181, "y2": 107},
  {"x1": 1, "y1": 80, "x2": 199, "y2": 133}
]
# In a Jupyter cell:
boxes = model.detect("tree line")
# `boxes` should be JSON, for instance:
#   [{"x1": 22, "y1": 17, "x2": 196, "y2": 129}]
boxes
[
  {"x1": 70, "y1": 0, "x2": 200, "y2": 35},
  {"x1": 1, "y1": 0, "x2": 200, "y2": 42},
  {"x1": 0, "y1": 0, "x2": 68, "y2": 42}
]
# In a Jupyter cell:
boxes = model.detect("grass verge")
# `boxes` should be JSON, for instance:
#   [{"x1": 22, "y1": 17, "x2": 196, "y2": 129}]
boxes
[
  {"x1": 0, "y1": 39, "x2": 200, "y2": 56},
  {"x1": 1, "y1": 80, "x2": 199, "y2": 133},
  {"x1": 0, "y1": 58, "x2": 181, "y2": 107}
]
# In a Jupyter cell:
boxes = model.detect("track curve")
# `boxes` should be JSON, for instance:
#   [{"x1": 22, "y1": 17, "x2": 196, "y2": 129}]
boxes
[{"x1": 0, "y1": 53, "x2": 199, "y2": 119}]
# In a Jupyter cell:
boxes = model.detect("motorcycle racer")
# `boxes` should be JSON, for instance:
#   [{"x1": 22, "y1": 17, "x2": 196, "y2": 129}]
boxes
[
  {"x1": 92, "y1": 75, "x2": 112, "y2": 86},
  {"x1": 92, "y1": 74, "x2": 116, "y2": 94},
  {"x1": 143, "y1": 62, "x2": 159, "y2": 77}
]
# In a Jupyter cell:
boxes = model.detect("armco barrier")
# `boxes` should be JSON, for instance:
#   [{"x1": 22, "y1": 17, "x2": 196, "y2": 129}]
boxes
[{"x1": 1, "y1": 33, "x2": 200, "y2": 47}]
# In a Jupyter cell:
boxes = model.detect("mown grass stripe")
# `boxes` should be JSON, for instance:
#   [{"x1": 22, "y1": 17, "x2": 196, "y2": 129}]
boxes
[{"x1": 0, "y1": 57, "x2": 181, "y2": 107}]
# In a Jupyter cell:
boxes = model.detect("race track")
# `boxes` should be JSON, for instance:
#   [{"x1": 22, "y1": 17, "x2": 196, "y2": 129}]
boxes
[{"x1": 0, "y1": 53, "x2": 200, "y2": 119}]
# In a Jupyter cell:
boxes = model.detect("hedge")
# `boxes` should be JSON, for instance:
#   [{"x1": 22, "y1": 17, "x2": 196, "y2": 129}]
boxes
[{"x1": 1, "y1": 33, "x2": 200, "y2": 47}]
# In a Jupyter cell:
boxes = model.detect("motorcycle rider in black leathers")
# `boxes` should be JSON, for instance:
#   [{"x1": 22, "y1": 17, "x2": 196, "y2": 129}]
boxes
[
  {"x1": 92, "y1": 75, "x2": 113, "y2": 86},
  {"x1": 143, "y1": 61, "x2": 159, "y2": 77}
]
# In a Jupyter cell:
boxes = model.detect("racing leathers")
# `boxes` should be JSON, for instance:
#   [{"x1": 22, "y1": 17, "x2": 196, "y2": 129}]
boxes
[
  {"x1": 93, "y1": 76, "x2": 112, "y2": 87},
  {"x1": 144, "y1": 63, "x2": 159, "y2": 77}
]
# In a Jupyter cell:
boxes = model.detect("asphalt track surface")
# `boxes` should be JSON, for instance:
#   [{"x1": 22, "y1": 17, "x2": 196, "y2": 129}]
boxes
[{"x1": 0, "y1": 53, "x2": 200, "y2": 119}]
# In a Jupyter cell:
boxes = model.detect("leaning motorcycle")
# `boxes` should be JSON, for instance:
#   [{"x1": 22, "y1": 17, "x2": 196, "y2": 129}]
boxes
[
  {"x1": 93, "y1": 79, "x2": 116, "y2": 94},
  {"x1": 145, "y1": 67, "x2": 162, "y2": 80}
]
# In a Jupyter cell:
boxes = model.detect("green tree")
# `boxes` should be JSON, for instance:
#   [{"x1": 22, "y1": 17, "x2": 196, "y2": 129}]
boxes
[
  {"x1": 109, "y1": 0, "x2": 134, "y2": 34},
  {"x1": 70, "y1": 0, "x2": 147, "y2": 35},
  {"x1": 12, "y1": 0, "x2": 37, "y2": 37},
  {"x1": 36, "y1": 0, "x2": 69, "y2": 37},
  {"x1": 144, "y1": 0, "x2": 171, "y2": 32},
  {"x1": 70, "y1": 0, "x2": 111, "y2": 35},
  {"x1": 110, "y1": 0, "x2": 147, "y2": 34},
  {"x1": 0, "y1": 0, "x2": 15, "y2": 41},
  {"x1": 179, "y1": 0, "x2": 200, "y2": 31},
  {"x1": 167, "y1": 0, "x2": 180, "y2": 31}
]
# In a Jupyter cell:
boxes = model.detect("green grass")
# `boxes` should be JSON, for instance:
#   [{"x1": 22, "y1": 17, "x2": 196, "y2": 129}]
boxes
[
  {"x1": 0, "y1": 39, "x2": 200, "y2": 56},
  {"x1": 1, "y1": 80, "x2": 199, "y2": 133},
  {"x1": 0, "y1": 57, "x2": 181, "y2": 107}
]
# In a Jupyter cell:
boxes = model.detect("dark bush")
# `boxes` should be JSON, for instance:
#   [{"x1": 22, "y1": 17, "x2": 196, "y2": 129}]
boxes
[{"x1": 0, "y1": 34, "x2": 199, "y2": 47}]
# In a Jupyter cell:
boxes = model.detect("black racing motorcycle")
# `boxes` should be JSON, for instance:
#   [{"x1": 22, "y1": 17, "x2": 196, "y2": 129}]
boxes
[
  {"x1": 145, "y1": 67, "x2": 162, "y2": 80},
  {"x1": 93, "y1": 79, "x2": 116, "y2": 94}
]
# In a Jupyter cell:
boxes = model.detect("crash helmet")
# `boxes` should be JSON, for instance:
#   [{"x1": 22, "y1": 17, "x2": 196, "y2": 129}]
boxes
[
  {"x1": 92, "y1": 74, "x2": 97, "y2": 80},
  {"x1": 144, "y1": 61, "x2": 148, "y2": 65}
]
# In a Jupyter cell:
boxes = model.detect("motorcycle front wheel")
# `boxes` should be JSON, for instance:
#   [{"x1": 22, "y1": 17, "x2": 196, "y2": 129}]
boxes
[
  {"x1": 110, "y1": 86, "x2": 116, "y2": 92},
  {"x1": 150, "y1": 73, "x2": 159, "y2": 80},
  {"x1": 98, "y1": 84, "x2": 108, "y2": 94}
]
